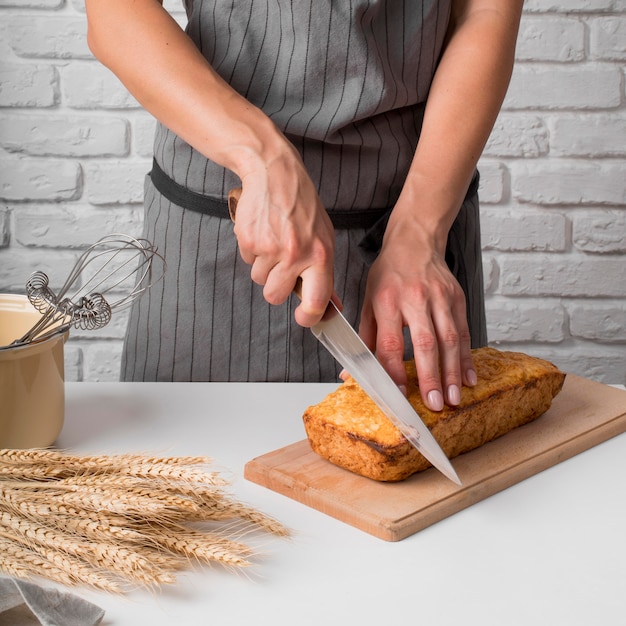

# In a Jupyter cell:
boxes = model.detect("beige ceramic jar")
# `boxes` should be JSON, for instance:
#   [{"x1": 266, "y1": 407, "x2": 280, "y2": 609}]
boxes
[{"x1": 0, "y1": 294, "x2": 68, "y2": 448}]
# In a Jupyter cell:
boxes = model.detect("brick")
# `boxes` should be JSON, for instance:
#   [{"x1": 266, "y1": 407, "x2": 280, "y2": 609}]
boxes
[
  {"x1": 556, "y1": 349, "x2": 626, "y2": 385},
  {"x1": 0, "y1": 114, "x2": 129, "y2": 157},
  {"x1": 0, "y1": 27, "x2": 10, "y2": 60},
  {"x1": 476, "y1": 161, "x2": 507, "y2": 204},
  {"x1": 0, "y1": 63, "x2": 57, "y2": 107},
  {"x1": 503, "y1": 64, "x2": 621, "y2": 110},
  {"x1": 84, "y1": 160, "x2": 150, "y2": 204},
  {"x1": 484, "y1": 115, "x2": 548, "y2": 158},
  {"x1": 572, "y1": 212, "x2": 626, "y2": 253},
  {"x1": 522, "y1": 0, "x2": 620, "y2": 11},
  {"x1": 62, "y1": 344, "x2": 83, "y2": 382},
  {"x1": 481, "y1": 210, "x2": 567, "y2": 252},
  {"x1": 512, "y1": 161, "x2": 626, "y2": 206},
  {"x1": 549, "y1": 114, "x2": 626, "y2": 157},
  {"x1": 0, "y1": 247, "x2": 80, "y2": 292},
  {"x1": 516, "y1": 16, "x2": 585, "y2": 62},
  {"x1": 81, "y1": 341, "x2": 124, "y2": 382},
  {"x1": 590, "y1": 17, "x2": 626, "y2": 61},
  {"x1": 489, "y1": 343, "x2": 626, "y2": 385},
  {"x1": 0, "y1": 158, "x2": 81, "y2": 201},
  {"x1": 163, "y1": 0, "x2": 187, "y2": 14},
  {"x1": 487, "y1": 300, "x2": 566, "y2": 342},
  {"x1": 570, "y1": 303, "x2": 626, "y2": 342},
  {"x1": 0, "y1": 0, "x2": 62, "y2": 6},
  {"x1": 482, "y1": 257, "x2": 498, "y2": 294},
  {"x1": 162, "y1": 1, "x2": 189, "y2": 28},
  {"x1": 60, "y1": 64, "x2": 140, "y2": 110},
  {"x1": 6, "y1": 17, "x2": 91, "y2": 60},
  {"x1": 0, "y1": 210, "x2": 9, "y2": 247},
  {"x1": 134, "y1": 115, "x2": 157, "y2": 158},
  {"x1": 500, "y1": 255, "x2": 626, "y2": 297},
  {"x1": 14, "y1": 205, "x2": 143, "y2": 248}
]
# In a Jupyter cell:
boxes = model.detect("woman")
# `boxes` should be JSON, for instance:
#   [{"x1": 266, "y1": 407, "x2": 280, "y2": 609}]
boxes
[{"x1": 85, "y1": 0, "x2": 523, "y2": 411}]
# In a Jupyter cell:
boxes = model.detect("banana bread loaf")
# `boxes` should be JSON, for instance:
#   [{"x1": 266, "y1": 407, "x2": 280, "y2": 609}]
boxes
[{"x1": 302, "y1": 347, "x2": 566, "y2": 481}]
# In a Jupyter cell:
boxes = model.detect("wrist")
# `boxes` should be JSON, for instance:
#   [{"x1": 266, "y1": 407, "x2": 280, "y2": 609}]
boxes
[
  {"x1": 212, "y1": 104, "x2": 297, "y2": 182},
  {"x1": 385, "y1": 188, "x2": 454, "y2": 255},
  {"x1": 387, "y1": 165, "x2": 477, "y2": 253}
]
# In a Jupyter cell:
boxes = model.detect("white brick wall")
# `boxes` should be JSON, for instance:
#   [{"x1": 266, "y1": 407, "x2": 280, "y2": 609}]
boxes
[{"x1": 1, "y1": 2, "x2": 625, "y2": 384}]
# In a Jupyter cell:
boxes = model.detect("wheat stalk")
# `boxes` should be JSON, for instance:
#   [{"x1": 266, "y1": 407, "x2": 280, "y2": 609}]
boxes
[
  {"x1": 0, "y1": 536, "x2": 122, "y2": 593},
  {"x1": 0, "y1": 511, "x2": 181, "y2": 586},
  {"x1": 0, "y1": 450, "x2": 227, "y2": 485},
  {"x1": 1, "y1": 449, "x2": 209, "y2": 467},
  {"x1": 0, "y1": 449, "x2": 288, "y2": 593},
  {"x1": 150, "y1": 524, "x2": 253, "y2": 568}
]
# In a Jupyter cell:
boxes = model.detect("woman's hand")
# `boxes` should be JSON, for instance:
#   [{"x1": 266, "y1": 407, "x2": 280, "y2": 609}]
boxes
[
  {"x1": 359, "y1": 213, "x2": 476, "y2": 412},
  {"x1": 233, "y1": 150, "x2": 336, "y2": 328}
]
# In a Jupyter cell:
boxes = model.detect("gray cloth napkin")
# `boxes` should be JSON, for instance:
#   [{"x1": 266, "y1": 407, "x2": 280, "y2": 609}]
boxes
[{"x1": 0, "y1": 577, "x2": 104, "y2": 626}]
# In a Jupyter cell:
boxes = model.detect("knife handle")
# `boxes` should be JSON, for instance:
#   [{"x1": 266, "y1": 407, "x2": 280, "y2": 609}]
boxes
[
  {"x1": 227, "y1": 187, "x2": 304, "y2": 300},
  {"x1": 227, "y1": 188, "x2": 241, "y2": 222}
]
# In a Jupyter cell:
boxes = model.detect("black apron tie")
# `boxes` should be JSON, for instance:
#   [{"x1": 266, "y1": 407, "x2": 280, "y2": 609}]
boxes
[{"x1": 149, "y1": 158, "x2": 389, "y2": 230}]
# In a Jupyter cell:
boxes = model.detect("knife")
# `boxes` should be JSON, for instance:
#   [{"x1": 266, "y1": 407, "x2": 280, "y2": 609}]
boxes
[{"x1": 227, "y1": 189, "x2": 462, "y2": 486}]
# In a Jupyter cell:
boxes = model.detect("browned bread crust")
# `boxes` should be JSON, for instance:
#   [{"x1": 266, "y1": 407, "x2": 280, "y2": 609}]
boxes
[{"x1": 302, "y1": 347, "x2": 566, "y2": 481}]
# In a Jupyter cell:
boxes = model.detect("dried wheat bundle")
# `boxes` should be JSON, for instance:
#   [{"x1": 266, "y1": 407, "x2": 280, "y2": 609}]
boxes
[{"x1": 0, "y1": 449, "x2": 288, "y2": 593}]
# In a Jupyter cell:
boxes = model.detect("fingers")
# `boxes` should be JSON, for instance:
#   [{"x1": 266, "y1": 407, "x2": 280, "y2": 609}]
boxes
[
  {"x1": 248, "y1": 255, "x2": 271, "y2": 285},
  {"x1": 230, "y1": 184, "x2": 335, "y2": 324},
  {"x1": 410, "y1": 324, "x2": 445, "y2": 411},
  {"x1": 363, "y1": 269, "x2": 476, "y2": 412},
  {"x1": 413, "y1": 314, "x2": 460, "y2": 411},
  {"x1": 438, "y1": 288, "x2": 477, "y2": 396},
  {"x1": 408, "y1": 284, "x2": 476, "y2": 411},
  {"x1": 249, "y1": 258, "x2": 333, "y2": 325},
  {"x1": 292, "y1": 266, "x2": 334, "y2": 327},
  {"x1": 360, "y1": 297, "x2": 408, "y2": 395}
]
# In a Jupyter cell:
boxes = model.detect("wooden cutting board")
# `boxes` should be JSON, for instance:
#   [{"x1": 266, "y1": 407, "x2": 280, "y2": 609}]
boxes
[{"x1": 244, "y1": 375, "x2": 626, "y2": 541}]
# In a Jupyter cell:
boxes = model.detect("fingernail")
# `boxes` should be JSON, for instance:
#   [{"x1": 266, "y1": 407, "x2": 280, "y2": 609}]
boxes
[
  {"x1": 447, "y1": 384, "x2": 461, "y2": 406},
  {"x1": 398, "y1": 384, "x2": 407, "y2": 397},
  {"x1": 466, "y1": 369, "x2": 478, "y2": 386},
  {"x1": 427, "y1": 390, "x2": 444, "y2": 412}
]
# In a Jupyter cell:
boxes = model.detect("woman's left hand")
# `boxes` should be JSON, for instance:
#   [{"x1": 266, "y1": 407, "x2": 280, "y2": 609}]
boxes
[{"x1": 358, "y1": 215, "x2": 477, "y2": 412}]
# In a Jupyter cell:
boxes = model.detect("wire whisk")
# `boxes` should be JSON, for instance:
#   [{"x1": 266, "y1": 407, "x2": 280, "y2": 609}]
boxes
[{"x1": 11, "y1": 234, "x2": 165, "y2": 346}]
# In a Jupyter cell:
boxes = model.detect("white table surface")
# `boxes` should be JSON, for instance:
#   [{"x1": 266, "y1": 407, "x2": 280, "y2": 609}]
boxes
[{"x1": 53, "y1": 381, "x2": 626, "y2": 626}]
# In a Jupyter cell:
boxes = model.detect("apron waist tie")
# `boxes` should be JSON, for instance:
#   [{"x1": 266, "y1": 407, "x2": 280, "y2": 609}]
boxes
[{"x1": 149, "y1": 158, "x2": 391, "y2": 230}]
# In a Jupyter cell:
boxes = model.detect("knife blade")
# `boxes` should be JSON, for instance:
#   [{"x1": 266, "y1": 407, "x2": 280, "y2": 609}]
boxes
[
  {"x1": 309, "y1": 298, "x2": 461, "y2": 486},
  {"x1": 227, "y1": 188, "x2": 461, "y2": 485}
]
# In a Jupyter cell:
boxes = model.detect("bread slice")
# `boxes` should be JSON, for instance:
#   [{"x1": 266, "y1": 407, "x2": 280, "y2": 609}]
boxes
[{"x1": 302, "y1": 347, "x2": 566, "y2": 481}]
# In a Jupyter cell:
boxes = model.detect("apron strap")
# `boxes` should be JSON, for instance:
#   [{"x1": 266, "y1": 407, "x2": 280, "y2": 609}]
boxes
[{"x1": 149, "y1": 158, "x2": 389, "y2": 230}]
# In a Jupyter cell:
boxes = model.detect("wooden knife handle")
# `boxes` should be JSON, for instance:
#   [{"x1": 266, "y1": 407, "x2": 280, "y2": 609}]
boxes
[{"x1": 227, "y1": 188, "x2": 242, "y2": 222}]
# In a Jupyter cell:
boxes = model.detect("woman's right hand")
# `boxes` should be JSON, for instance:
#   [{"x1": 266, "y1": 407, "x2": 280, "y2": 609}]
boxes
[{"x1": 232, "y1": 147, "x2": 336, "y2": 327}]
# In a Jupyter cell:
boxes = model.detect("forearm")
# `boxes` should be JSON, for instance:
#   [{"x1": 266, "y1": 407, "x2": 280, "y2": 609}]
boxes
[
  {"x1": 389, "y1": 0, "x2": 523, "y2": 251},
  {"x1": 84, "y1": 0, "x2": 288, "y2": 181}
]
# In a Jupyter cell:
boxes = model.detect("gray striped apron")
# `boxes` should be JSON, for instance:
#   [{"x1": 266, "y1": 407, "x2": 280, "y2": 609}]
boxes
[{"x1": 121, "y1": 0, "x2": 487, "y2": 382}]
